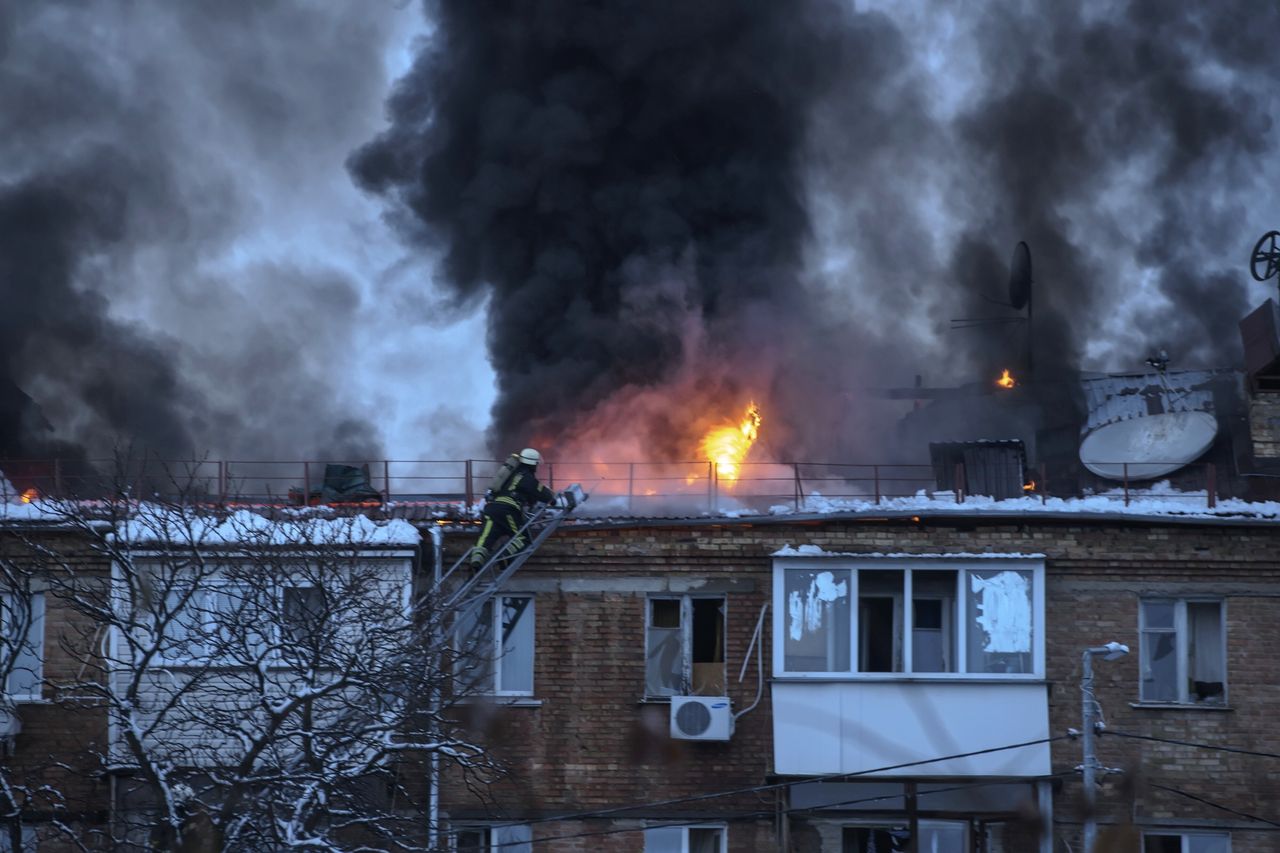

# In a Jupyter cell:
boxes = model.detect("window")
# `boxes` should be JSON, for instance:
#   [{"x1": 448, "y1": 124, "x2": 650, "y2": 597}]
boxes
[
  {"x1": 1, "y1": 592, "x2": 44, "y2": 700},
  {"x1": 843, "y1": 822, "x2": 965, "y2": 852},
  {"x1": 1140, "y1": 599, "x2": 1226, "y2": 705},
  {"x1": 281, "y1": 586, "x2": 326, "y2": 649},
  {"x1": 645, "y1": 596, "x2": 725, "y2": 697},
  {"x1": 456, "y1": 596, "x2": 535, "y2": 696},
  {"x1": 644, "y1": 825, "x2": 726, "y2": 853},
  {"x1": 452, "y1": 824, "x2": 531, "y2": 852},
  {"x1": 776, "y1": 560, "x2": 1042, "y2": 677},
  {"x1": 0, "y1": 822, "x2": 37, "y2": 851},
  {"x1": 157, "y1": 585, "x2": 267, "y2": 665},
  {"x1": 1143, "y1": 831, "x2": 1230, "y2": 852}
]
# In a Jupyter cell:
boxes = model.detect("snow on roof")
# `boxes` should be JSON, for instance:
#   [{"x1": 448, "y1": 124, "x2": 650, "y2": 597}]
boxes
[
  {"x1": 772, "y1": 544, "x2": 1045, "y2": 558},
  {"x1": 0, "y1": 500, "x2": 68, "y2": 524},
  {"x1": 114, "y1": 508, "x2": 421, "y2": 547}
]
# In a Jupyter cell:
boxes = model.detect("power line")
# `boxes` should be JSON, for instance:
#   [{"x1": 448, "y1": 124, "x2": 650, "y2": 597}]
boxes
[
  {"x1": 1103, "y1": 729, "x2": 1280, "y2": 761},
  {"x1": 1148, "y1": 781, "x2": 1280, "y2": 829},
  {"x1": 456, "y1": 734, "x2": 1068, "y2": 839},
  {"x1": 473, "y1": 771, "x2": 1078, "y2": 850}
]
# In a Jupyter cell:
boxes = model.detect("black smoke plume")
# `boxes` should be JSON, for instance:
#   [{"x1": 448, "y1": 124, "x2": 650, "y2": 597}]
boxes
[
  {"x1": 358, "y1": 1, "x2": 1280, "y2": 465},
  {"x1": 0, "y1": 1, "x2": 398, "y2": 465}
]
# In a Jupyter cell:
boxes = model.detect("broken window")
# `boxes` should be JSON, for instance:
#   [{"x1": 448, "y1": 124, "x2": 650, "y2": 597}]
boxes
[
  {"x1": 1140, "y1": 599, "x2": 1226, "y2": 705},
  {"x1": 784, "y1": 568, "x2": 852, "y2": 673},
  {"x1": 966, "y1": 569, "x2": 1033, "y2": 674},
  {"x1": 644, "y1": 824, "x2": 726, "y2": 853},
  {"x1": 778, "y1": 561, "x2": 1040, "y2": 677},
  {"x1": 0, "y1": 591, "x2": 43, "y2": 699},
  {"x1": 1143, "y1": 831, "x2": 1231, "y2": 853},
  {"x1": 455, "y1": 595, "x2": 535, "y2": 696},
  {"x1": 645, "y1": 596, "x2": 725, "y2": 697}
]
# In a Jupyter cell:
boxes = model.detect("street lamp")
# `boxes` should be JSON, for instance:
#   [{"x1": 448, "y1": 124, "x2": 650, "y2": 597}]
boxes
[{"x1": 1081, "y1": 642, "x2": 1129, "y2": 853}]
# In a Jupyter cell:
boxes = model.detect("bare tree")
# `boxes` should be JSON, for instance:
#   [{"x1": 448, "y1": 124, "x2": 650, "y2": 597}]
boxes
[
  {"x1": 0, "y1": 541, "x2": 43, "y2": 853},
  {"x1": 24, "y1": 473, "x2": 502, "y2": 852}
]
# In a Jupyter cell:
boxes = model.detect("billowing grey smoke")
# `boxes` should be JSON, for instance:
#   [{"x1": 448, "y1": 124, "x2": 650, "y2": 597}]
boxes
[
  {"x1": 352, "y1": 0, "x2": 851, "y2": 457},
  {"x1": 0, "y1": 1, "x2": 400, "y2": 463},
  {"x1": 358, "y1": 1, "x2": 1280, "y2": 464}
]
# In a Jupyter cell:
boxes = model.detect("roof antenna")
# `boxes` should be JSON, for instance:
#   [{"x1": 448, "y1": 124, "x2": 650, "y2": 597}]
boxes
[{"x1": 950, "y1": 241, "x2": 1034, "y2": 378}]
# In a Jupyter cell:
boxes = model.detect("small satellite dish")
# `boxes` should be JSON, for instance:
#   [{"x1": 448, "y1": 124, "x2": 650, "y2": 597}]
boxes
[
  {"x1": 1079, "y1": 411, "x2": 1218, "y2": 481},
  {"x1": 1008, "y1": 241, "x2": 1032, "y2": 310},
  {"x1": 1251, "y1": 230, "x2": 1280, "y2": 282}
]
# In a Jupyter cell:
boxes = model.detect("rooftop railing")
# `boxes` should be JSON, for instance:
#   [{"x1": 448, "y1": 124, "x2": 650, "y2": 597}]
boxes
[{"x1": 0, "y1": 458, "x2": 1236, "y2": 514}]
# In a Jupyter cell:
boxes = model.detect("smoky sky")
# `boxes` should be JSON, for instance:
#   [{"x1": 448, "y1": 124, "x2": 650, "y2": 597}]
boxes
[
  {"x1": 356, "y1": 0, "x2": 1280, "y2": 463},
  {"x1": 0, "y1": 1, "x2": 404, "y2": 462}
]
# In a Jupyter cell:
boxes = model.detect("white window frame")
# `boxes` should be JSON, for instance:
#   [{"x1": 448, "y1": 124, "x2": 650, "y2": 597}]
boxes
[
  {"x1": 1, "y1": 591, "x2": 44, "y2": 701},
  {"x1": 643, "y1": 823, "x2": 728, "y2": 853},
  {"x1": 455, "y1": 595, "x2": 536, "y2": 697},
  {"x1": 152, "y1": 582, "x2": 260, "y2": 667},
  {"x1": 1139, "y1": 598, "x2": 1227, "y2": 705},
  {"x1": 771, "y1": 557, "x2": 1045, "y2": 680},
  {"x1": 1141, "y1": 830, "x2": 1231, "y2": 852},
  {"x1": 450, "y1": 823, "x2": 532, "y2": 852},
  {"x1": 644, "y1": 595, "x2": 727, "y2": 698}
]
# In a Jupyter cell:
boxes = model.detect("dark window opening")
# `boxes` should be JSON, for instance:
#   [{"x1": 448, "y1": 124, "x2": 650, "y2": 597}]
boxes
[{"x1": 691, "y1": 598, "x2": 724, "y2": 695}]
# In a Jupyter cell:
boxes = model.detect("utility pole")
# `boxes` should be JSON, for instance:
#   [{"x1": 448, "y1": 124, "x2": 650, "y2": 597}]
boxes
[{"x1": 1080, "y1": 642, "x2": 1128, "y2": 853}]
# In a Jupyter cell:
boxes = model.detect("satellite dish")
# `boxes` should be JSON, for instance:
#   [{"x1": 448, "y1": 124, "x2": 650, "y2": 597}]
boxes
[
  {"x1": 1079, "y1": 411, "x2": 1218, "y2": 481},
  {"x1": 1251, "y1": 230, "x2": 1280, "y2": 282},
  {"x1": 1008, "y1": 241, "x2": 1032, "y2": 310}
]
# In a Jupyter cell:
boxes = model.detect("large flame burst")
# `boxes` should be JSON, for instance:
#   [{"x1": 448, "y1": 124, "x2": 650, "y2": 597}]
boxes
[{"x1": 701, "y1": 402, "x2": 762, "y2": 483}]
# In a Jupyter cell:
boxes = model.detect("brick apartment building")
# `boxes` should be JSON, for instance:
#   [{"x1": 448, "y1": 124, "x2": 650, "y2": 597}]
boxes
[{"x1": 436, "y1": 508, "x2": 1280, "y2": 853}]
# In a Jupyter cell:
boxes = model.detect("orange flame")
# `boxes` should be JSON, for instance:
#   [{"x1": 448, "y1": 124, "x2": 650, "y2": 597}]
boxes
[
  {"x1": 1023, "y1": 480, "x2": 1036, "y2": 492},
  {"x1": 20, "y1": 488, "x2": 38, "y2": 504},
  {"x1": 701, "y1": 402, "x2": 762, "y2": 483},
  {"x1": 996, "y1": 369, "x2": 1016, "y2": 389}
]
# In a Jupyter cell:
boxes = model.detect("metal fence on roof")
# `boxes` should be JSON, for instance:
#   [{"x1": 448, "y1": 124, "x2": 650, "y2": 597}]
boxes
[{"x1": 0, "y1": 457, "x2": 1232, "y2": 513}]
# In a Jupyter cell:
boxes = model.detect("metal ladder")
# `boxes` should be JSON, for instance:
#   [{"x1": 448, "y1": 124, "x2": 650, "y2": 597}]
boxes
[{"x1": 439, "y1": 486, "x2": 584, "y2": 627}]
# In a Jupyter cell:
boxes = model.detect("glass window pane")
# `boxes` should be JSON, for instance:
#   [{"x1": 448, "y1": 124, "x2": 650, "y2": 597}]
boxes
[
  {"x1": 456, "y1": 827, "x2": 490, "y2": 851},
  {"x1": 689, "y1": 827, "x2": 724, "y2": 853},
  {"x1": 1187, "y1": 602, "x2": 1225, "y2": 704},
  {"x1": 784, "y1": 568, "x2": 851, "y2": 673},
  {"x1": 1142, "y1": 600, "x2": 1176, "y2": 629},
  {"x1": 644, "y1": 826, "x2": 684, "y2": 853},
  {"x1": 966, "y1": 570, "x2": 1033, "y2": 673},
  {"x1": 499, "y1": 597, "x2": 534, "y2": 694},
  {"x1": 912, "y1": 571, "x2": 956, "y2": 673},
  {"x1": 859, "y1": 570, "x2": 902, "y2": 673},
  {"x1": 456, "y1": 602, "x2": 494, "y2": 692},
  {"x1": 651, "y1": 599, "x2": 680, "y2": 629},
  {"x1": 646, "y1": 624, "x2": 682, "y2": 695},
  {"x1": 919, "y1": 822, "x2": 966, "y2": 853},
  {"x1": 8, "y1": 593, "x2": 43, "y2": 697},
  {"x1": 1143, "y1": 836, "x2": 1180, "y2": 853},
  {"x1": 1141, "y1": 630, "x2": 1178, "y2": 702},
  {"x1": 493, "y1": 823, "x2": 532, "y2": 853},
  {"x1": 1188, "y1": 833, "x2": 1231, "y2": 853}
]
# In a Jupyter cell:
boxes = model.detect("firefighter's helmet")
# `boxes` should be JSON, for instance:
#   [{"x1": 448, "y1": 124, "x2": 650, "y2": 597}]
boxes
[{"x1": 518, "y1": 448, "x2": 542, "y2": 466}]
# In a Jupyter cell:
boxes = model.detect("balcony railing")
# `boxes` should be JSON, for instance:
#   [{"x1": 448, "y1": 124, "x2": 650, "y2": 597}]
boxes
[{"x1": 0, "y1": 458, "x2": 1234, "y2": 515}]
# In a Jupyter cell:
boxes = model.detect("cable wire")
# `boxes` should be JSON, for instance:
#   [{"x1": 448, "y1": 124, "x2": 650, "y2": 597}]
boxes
[
  {"x1": 471, "y1": 771, "x2": 1078, "y2": 850},
  {"x1": 1148, "y1": 781, "x2": 1280, "y2": 829},
  {"x1": 455, "y1": 733, "x2": 1069, "y2": 838},
  {"x1": 1103, "y1": 729, "x2": 1280, "y2": 761}
]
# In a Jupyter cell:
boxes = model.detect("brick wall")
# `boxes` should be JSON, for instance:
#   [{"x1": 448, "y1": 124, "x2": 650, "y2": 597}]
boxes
[
  {"x1": 438, "y1": 513, "x2": 1280, "y2": 851},
  {"x1": 2, "y1": 531, "x2": 110, "y2": 851}
]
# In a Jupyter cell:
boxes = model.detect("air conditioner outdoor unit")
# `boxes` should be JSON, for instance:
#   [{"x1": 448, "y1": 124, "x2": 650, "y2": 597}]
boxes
[{"x1": 670, "y1": 696, "x2": 733, "y2": 741}]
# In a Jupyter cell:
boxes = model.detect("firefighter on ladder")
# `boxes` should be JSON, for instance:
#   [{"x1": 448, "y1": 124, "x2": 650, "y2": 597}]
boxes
[{"x1": 470, "y1": 448, "x2": 575, "y2": 568}]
